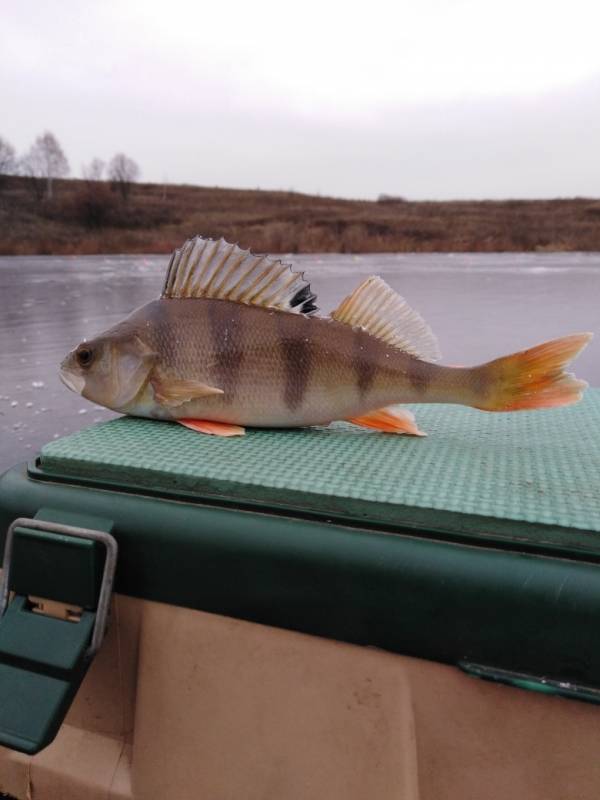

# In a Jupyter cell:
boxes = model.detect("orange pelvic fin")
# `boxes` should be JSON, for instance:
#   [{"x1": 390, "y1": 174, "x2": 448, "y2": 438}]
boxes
[
  {"x1": 475, "y1": 333, "x2": 592, "y2": 412},
  {"x1": 177, "y1": 419, "x2": 245, "y2": 436},
  {"x1": 346, "y1": 407, "x2": 427, "y2": 436}
]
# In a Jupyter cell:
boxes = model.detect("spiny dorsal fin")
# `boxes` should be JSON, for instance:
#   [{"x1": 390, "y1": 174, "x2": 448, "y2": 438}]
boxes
[
  {"x1": 161, "y1": 236, "x2": 318, "y2": 315},
  {"x1": 331, "y1": 276, "x2": 441, "y2": 362}
]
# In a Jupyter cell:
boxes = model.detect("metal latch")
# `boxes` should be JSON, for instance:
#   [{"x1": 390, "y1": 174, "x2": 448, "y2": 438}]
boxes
[
  {"x1": 0, "y1": 513, "x2": 117, "y2": 754},
  {"x1": 28, "y1": 595, "x2": 83, "y2": 622}
]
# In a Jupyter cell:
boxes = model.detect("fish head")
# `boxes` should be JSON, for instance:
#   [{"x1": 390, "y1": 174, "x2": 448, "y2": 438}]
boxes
[{"x1": 60, "y1": 331, "x2": 156, "y2": 412}]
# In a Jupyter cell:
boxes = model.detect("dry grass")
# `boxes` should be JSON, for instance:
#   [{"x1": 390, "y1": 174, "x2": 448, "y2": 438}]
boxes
[{"x1": 1, "y1": 176, "x2": 599, "y2": 255}]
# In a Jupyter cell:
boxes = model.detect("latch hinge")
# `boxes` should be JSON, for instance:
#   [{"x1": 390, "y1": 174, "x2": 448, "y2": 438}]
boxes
[{"x1": 28, "y1": 595, "x2": 83, "y2": 623}]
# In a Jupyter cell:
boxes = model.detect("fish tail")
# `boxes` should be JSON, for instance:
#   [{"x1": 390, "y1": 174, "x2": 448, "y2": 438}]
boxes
[{"x1": 470, "y1": 333, "x2": 592, "y2": 412}]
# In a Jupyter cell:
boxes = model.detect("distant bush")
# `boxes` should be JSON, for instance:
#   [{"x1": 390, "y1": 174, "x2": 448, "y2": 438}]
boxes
[
  {"x1": 584, "y1": 203, "x2": 600, "y2": 218},
  {"x1": 112, "y1": 203, "x2": 175, "y2": 229},
  {"x1": 377, "y1": 194, "x2": 407, "y2": 204},
  {"x1": 72, "y1": 185, "x2": 117, "y2": 228},
  {"x1": 44, "y1": 184, "x2": 176, "y2": 230}
]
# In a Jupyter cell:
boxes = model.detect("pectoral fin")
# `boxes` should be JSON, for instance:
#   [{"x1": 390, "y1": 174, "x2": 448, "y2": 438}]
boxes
[
  {"x1": 177, "y1": 419, "x2": 245, "y2": 436},
  {"x1": 152, "y1": 373, "x2": 224, "y2": 407},
  {"x1": 346, "y1": 407, "x2": 427, "y2": 436}
]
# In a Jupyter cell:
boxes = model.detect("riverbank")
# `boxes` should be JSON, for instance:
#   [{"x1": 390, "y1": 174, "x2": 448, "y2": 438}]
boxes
[{"x1": 1, "y1": 176, "x2": 600, "y2": 255}]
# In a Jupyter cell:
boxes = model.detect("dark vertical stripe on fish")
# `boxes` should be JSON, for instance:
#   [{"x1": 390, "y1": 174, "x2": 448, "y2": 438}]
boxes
[
  {"x1": 208, "y1": 300, "x2": 244, "y2": 403},
  {"x1": 278, "y1": 317, "x2": 313, "y2": 411},
  {"x1": 353, "y1": 328, "x2": 377, "y2": 397},
  {"x1": 406, "y1": 355, "x2": 431, "y2": 394}
]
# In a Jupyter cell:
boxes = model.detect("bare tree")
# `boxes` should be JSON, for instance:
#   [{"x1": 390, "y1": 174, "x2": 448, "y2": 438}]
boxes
[
  {"x1": 0, "y1": 136, "x2": 16, "y2": 175},
  {"x1": 82, "y1": 158, "x2": 105, "y2": 183},
  {"x1": 107, "y1": 153, "x2": 140, "y2": 201},
  {"x1": 0, "y1": 136, "x2": 16, "y2": 193},
  {"x1": 19, "y1": 147, "x2": 46, "y2": 202},
  {"x1": 21, "y1": 131, "x2": 70, "y2": 200}
]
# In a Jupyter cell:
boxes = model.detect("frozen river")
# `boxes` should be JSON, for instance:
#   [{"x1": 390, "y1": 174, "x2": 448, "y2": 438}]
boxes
[{"x1": 1, "y1": 251, "x2": 599, "y2": 474}]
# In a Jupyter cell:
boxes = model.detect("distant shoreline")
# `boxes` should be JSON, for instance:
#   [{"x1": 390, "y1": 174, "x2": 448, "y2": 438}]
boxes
[{"x1": 1, "y1": 176, "x2": 599, "y2": 256}]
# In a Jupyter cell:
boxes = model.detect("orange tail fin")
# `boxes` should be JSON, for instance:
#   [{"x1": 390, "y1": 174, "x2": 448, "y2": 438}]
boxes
[{"x1": 473, "y1": 333, "x2": 592, "y2": 412}]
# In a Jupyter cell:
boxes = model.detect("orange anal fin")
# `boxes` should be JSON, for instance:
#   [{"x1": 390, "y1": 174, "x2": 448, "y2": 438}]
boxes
[
  {"x1": 177, "y1": 419, "x2": 245, "y2": 436},
  {"x1": 346, "y1": 407, "x2": 426, "y2": 436}
]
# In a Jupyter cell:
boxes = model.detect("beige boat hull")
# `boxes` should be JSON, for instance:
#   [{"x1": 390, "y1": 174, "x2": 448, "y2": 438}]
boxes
[{"x1": 1, "y1": 595, "x2": 598, "y2": 800}]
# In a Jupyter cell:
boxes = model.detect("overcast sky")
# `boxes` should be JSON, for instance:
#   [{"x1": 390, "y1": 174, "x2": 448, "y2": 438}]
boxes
[{"x1": 2, "y1": 0, "x2": 599, "y2": 200}]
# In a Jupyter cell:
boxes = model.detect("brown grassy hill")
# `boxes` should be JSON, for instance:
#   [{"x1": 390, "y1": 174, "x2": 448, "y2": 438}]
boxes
[{"x1": 1, "y1": 175, "x2": 599, "y2": 254}]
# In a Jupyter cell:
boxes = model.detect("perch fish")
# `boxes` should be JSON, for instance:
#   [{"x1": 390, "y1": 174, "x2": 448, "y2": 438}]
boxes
[{"x1": 60, "y1": 236, "x2": 592, "y2": 437}]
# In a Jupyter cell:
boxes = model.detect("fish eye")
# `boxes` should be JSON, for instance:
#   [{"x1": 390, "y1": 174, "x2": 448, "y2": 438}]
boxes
[{"x1": 76, "y1": 347, "x2": 94, "y2": 368}]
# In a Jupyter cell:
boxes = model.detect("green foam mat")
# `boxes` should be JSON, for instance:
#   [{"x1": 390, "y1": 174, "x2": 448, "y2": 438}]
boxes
[{"x1": 39, "y1": 390, "x2": 600, "y2": 540}]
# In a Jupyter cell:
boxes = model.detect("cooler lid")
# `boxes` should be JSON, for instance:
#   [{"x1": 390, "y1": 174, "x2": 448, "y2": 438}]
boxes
[{"x1": 34, "y1": 389, "x2": 600, "y2": 557}]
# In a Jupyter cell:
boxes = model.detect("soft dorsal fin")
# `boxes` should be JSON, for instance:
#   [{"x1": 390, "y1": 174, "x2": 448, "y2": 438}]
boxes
[
  {"x1": 161, "y1": 236, "x2": 318, "y2": 315},
  {"x1": 331, "y1": 276, "x2": 441, "y2": 362}
]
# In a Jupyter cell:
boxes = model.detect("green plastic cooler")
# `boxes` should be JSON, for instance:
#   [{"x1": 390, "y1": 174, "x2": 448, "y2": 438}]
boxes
[{"x1": 1, "y1": 392, "x2": 600, "y2": 799}]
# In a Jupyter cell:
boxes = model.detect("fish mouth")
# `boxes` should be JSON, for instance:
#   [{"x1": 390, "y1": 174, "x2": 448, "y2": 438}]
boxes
[{"x1": 59, "y1": 368, "x2": 85, "y2": 395}]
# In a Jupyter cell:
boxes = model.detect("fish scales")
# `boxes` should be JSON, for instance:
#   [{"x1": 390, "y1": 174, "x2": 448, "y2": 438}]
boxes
[{"x1": 118, "y1": 298, "x2": 438, "y2": 426}]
